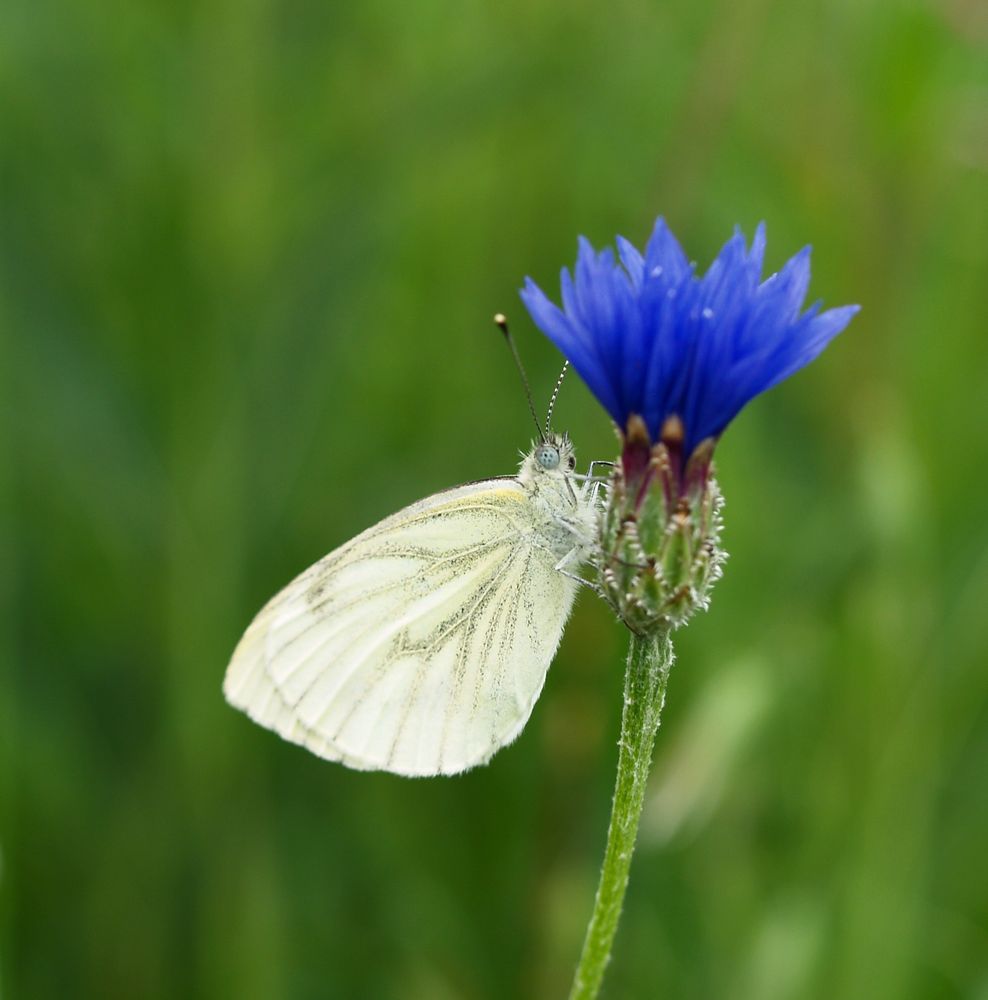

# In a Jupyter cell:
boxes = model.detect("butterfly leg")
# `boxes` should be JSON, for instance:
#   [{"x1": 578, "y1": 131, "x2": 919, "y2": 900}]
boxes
[
  {"x1": 558, "y1": 567, "x2": 603, "y2": 594},
  {"x1": 551, "y1": 514, "x2": 597, "y2": 552},
  {"x1": 554, "y1": 546, "x2": 604, "y2": 596},
  {"x1": 572, "y1": 461, "x2": 614, "y2": 483},
  {"x1": 572, "y1": 462, "x2": 614, "y2": 508}
]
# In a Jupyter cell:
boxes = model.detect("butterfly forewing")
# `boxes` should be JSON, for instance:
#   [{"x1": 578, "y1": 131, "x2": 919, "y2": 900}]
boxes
[{"x1": 224, "y1": 477, "x2": 580, "y2": 776}]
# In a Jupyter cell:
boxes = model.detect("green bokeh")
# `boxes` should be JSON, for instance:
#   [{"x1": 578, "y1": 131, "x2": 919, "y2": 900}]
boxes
[{"x1": 3, "y1": 1, "x2": 987, "y2": 997}]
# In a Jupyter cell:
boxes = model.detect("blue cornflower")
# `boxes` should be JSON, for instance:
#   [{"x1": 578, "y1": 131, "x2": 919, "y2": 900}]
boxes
[{"x1": 521, "y1": 218, "x2": 859, "y2": 461}]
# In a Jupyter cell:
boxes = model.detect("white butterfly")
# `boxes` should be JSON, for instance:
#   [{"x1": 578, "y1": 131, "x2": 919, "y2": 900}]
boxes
[{"x1": 223, "y1": 432, "x2": 602, "y2": 776}]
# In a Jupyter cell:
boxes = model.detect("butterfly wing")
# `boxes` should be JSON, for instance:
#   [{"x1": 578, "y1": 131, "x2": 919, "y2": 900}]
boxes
[{"x1": 223, "y1": 478, "x2": 578, "y2": 776}]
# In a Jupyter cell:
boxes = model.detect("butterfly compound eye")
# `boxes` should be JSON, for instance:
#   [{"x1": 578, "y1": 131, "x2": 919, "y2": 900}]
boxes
[{"x1": 536, "y1": 445, "x2": 561, "y2": 470}]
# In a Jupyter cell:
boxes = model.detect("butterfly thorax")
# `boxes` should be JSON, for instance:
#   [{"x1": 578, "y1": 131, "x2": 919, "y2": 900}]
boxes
[{"x1": 517, "y1": 433, "x2": 597, "y2": 562}]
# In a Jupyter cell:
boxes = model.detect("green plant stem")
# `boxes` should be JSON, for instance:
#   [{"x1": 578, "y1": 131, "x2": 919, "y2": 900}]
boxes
[{"x1": 568, "y1": 630, "x2": 673, "y2": 1000}]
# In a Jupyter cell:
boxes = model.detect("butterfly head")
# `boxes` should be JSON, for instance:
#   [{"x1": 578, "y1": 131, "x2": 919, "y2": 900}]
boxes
[{"x1": 520, "y1": 432, "x2": 576, "y2": 485}]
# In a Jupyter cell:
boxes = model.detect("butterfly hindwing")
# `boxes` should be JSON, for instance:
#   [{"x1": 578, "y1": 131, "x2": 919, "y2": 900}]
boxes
[{"x1": 224, "y1": 478, "x2": 578, "y2": 776}]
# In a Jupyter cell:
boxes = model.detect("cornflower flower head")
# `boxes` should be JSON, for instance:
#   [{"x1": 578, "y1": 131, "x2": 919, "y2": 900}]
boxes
[{"x1": 522, "y1": 218, "x2": 858, "y2": 632}]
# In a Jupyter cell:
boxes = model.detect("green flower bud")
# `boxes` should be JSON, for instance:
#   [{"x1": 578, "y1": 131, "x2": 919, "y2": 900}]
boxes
[{"x1": 599, "y1": 414, "x2": 725, "y2": 635}]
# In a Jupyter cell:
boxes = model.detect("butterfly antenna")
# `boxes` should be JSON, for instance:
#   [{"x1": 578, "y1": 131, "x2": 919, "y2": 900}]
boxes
[
  {"x1": 545, "y1": 360, "x2": 569, "y2": 436},
  {"x1": 494, "y1": 313, "x2": 545, "y2": 442}
]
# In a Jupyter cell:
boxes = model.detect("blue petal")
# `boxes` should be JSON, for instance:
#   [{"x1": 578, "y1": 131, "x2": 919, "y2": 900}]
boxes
[
  {"x1": 644, "y1": 217, "x2": 691, "y2": 287},
  {"x1": 520, "y1": 277, "x2": 623, "y2": 424},
  {"x1": 520, "y1": 219, "x2": 858, "y2": 455},
  {"x1": 616, "y1": 236, "x2": 645, "y2": 290}
]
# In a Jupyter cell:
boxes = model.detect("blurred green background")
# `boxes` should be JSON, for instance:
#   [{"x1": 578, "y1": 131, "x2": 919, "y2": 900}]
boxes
[{"x1": 3, "y1": 0, "x2": 988, "y2": 997}]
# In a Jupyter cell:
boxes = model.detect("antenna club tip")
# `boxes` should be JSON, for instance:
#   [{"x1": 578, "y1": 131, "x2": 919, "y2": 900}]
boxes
[{"x1": 493, "y1": 312, "x2": 508, "y2": 332}]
